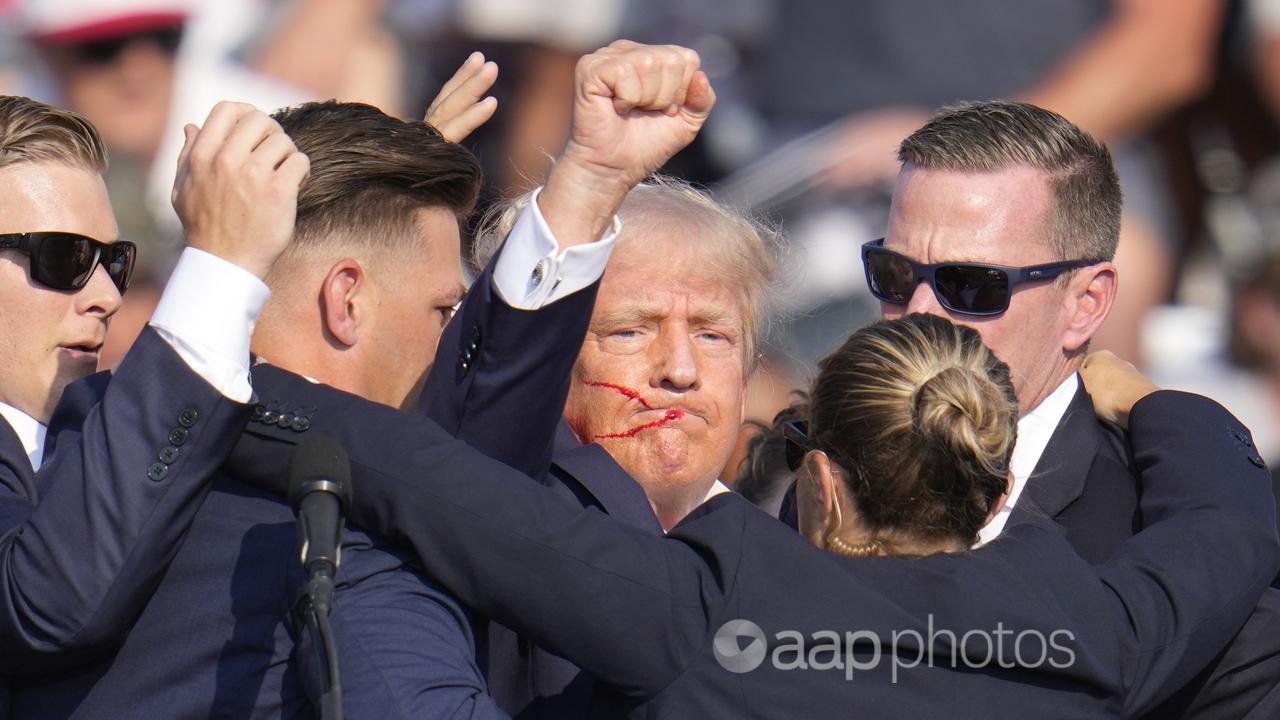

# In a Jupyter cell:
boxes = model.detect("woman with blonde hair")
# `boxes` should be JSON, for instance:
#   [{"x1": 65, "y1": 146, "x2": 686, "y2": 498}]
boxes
[{"x1": 239, "y1": 314, "x2": 1278, "y2": 718}]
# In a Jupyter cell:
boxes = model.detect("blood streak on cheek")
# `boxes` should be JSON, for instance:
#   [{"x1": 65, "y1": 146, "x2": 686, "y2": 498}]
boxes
[{"x1": 584, "y1": 380, "x2": 682, "y2": 440}]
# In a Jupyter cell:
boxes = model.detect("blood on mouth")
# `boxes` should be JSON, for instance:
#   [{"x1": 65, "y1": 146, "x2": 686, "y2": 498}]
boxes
[{"x1": 584, "y1": 381, "x2": 684, "y2": 439}]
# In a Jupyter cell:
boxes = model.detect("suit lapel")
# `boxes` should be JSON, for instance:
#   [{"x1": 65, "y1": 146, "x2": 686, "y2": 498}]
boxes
[
  {"x1": 1015, "y1": 385, "x2": 1100, "y2": 521},
  {"x1": 551, "y1": 421, "x2": 663, "y2": 534},
  {"x1": 0, "y1": 416, "x2": 37, "y2": 501}
]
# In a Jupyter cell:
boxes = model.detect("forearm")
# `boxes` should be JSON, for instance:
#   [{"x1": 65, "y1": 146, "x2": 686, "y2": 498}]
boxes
[
  {"x1": 1020, "y1": 0, "x2": 1222, "y2": 139},
  {"x1": 0, "y1": 331, "x2": 248, "y2": 672}
]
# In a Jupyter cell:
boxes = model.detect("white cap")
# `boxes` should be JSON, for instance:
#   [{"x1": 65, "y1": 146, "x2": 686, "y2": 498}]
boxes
[{"x1": 20, "y1": 0, "x2": 191, "y2": 44}]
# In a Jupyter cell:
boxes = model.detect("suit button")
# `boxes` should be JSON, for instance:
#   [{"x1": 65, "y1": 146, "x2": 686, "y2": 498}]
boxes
[
  {"x1": 147, "y1": 462, "x2": 169, "y2": 482},
  {"x1": 291, "y1": 416, "x2": 311, "y2": 432},
  {"x1": 168, "y1": 427, "x2": 189, "y2": 446},
  {"x1": 459, "y1": 360, "x2": 470, "y2": 372},
  {"x1": 250, "y1": 404, "x2": 267, "y2": 421},
  {"x1": 277, "y1": 413, "x2": 295, "y2": 428},
  {"x1": 1235, "y1": 431, "x2": 1253, "y2": 447},
  {"x1": 1249, "y1": 455, "x2": 1266, "y2": 469},
  {"x1": 178, "y1": 408, "x2": 199, "y2": 428},
  {"x1": 158, "y1": 446, "x2": 180, "y2": 464},
  {"x1": 261, "y1": 410, "x2": 279, "y2": 425}
]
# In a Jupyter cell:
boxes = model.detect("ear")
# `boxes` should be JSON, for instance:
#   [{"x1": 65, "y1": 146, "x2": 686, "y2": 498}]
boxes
[
  {"x1": 320, "y1": 259, "x2": 366, "y2": 348},
  {"x1": 1238, "y1": 288, "x2": 1280, "y2": 353},
  {"x1": 1061, "y1": 262, "x2": 1117, "y2": 353},
  {"x1": 797, "y1": 450, "x2": 839, "y2": 547}
]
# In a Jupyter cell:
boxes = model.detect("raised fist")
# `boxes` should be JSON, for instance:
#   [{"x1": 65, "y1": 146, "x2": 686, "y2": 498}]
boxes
[
  {"x1": 540, "y1": 40, "x2": 716, "y2": 248},
  {"x1": 171, "y1": 101, "x2": 310, "y2": 280}
]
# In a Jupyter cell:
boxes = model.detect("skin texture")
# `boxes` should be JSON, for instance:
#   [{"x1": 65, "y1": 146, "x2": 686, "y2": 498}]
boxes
[
  {"x1": 563, "y1": 234, "x2": 747, "y2": 531},
  {"x1": 881, "y1": 165, "x2": 1116, "y2": 414},
  {"x1": 252, "y1": 206, "x2": 464, "y2": 413},
  {"x1": 0, "y1": 162, "x2": 121, "y2": 423}
]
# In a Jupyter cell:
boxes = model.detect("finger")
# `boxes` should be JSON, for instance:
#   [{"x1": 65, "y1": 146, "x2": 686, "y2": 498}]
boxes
[
  {"x1": 428, "y1": 60, "x2": 498, "y2": 127},
  {"x1": 430, "y1": 51, "x2": 485, "y2": 112},
  {"x1": 599, "y1": 59, "x2": 643, "y2": 115},
  {"x1": 652, "y1": 47, "x2": 695, "y2": 113},
  {"x1": 250, "y1": 131, "x2": 300, "y2": 173},
  {"x1": 170, "y1": 123, "x2": 199, "y2": 207},
  {"x1": 682, "y1": 70, "x2": 716, "y2": 118},
  {"x1": 436, "y1": 96, "x2": 497, "y2": 143},
  {"x1": 188, "y1": 101, "x2": 256, "y2": 162},
  {"x1": 630, "y1": 49, "x2": 665, "y2": 110},
  {"x1": 221, "y1": 111, "x2": 282, "y2": 166},
  {"x1": 275, "y1": 150, "x2": 311, "y2": 191},
  {"x1": 672, "y1": 47, "x2": 700, "y2": 109}
]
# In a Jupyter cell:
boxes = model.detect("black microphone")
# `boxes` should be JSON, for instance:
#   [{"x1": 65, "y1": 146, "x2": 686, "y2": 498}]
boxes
[{"x1": 289, "y1": 435, "x2": 352, "y2": 615}]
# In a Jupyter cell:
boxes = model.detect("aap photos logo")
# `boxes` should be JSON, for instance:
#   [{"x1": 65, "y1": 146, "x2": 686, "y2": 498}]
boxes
[{"x1": 713, "y1": 619, "x2": 767, "y2": 673}]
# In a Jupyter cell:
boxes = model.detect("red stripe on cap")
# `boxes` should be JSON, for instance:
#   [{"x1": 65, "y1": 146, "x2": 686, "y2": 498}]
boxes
[{"x1": 33, "y1": 12, "x2": 186, "y2": 45}]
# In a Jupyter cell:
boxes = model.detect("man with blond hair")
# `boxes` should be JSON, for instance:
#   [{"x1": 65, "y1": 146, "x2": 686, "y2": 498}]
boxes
[{"x1": 0, "y1": 92, "x2": 306, "y2": 708}]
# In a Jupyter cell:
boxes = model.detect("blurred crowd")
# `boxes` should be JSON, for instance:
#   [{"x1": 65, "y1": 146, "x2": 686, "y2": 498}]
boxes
[{"x1": 4, "y1": 0, "x2": 1280, "y2": 480}]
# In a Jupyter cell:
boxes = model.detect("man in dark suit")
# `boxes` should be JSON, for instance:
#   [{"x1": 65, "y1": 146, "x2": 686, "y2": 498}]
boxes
[
  {"x1": 0, "y1": 95, "x2": 308, "y2": 711},
  {"x1": 13, "y1": 41, "x2": 715, "y2": 719},
  {"x1": 852, "y1": 99, "x2": 1280, "y2": 718}
]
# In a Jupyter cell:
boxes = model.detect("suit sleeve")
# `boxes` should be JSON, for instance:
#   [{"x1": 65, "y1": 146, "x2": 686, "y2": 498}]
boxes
[
  {"x1": 416, "y1": 206, "x2": 604, "y2": 481},
  {"x1": 0, "y1": 328, "x2": 249, "y2": 673},
  {"x1": 1090, "y1": 391, "x2": 1280, "y2": 716}
]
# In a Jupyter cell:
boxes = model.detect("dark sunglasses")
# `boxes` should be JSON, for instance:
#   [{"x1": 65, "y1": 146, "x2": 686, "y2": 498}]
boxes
[
  {"x1": 70, "y1": 25, "x2": 184, "y2": 65},
  {"x1": 0, "y1": 232, "x2": 136, "y2": 294},
  {"x1": 862, "y1": 239, "x2": 1104, "y2": 316},
  {"x1": 783, "y1": 420, "x2": 811, "y2": 473}
]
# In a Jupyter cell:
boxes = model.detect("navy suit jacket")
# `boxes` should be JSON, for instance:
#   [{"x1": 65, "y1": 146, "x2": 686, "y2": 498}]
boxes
[
  {"x1": 231, "y1": 387, "x2": 1279, "y2": 718},
  {"x1": 0, "y1": 328, "x2": 248, "y2": 715}
]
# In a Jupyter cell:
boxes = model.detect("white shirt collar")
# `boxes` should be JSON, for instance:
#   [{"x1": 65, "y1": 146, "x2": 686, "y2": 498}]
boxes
[
  {"x1": 0, "y1": 401, "x2": 48, "y2": 472},
  {"x1": 704, "y1": 479, "x2": 731, "y2": 501},
  {"x1": 975, "y1": 373, "x2": 1079, "y2": 546}
]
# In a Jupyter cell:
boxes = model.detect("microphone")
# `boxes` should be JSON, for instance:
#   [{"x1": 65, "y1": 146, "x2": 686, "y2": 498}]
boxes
[
  {"x1": 289, "y1": 435, "x2": 351, "y2": 720},
  {"x1": 289, "y1": 435, "x2": 352, "y2": 614}
]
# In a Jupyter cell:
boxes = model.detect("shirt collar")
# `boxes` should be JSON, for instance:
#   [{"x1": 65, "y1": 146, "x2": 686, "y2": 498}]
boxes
[
  {"x1": 975, "y1": 372, "x2": 1078, "y2": 546},
  {"x1": 0, "y1": 401, "x2": 48, "y2": 472}
]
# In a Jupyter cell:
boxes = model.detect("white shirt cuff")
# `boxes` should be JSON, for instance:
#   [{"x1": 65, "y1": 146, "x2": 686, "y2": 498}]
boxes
[
  {"x1": 491, "y1": 186, "x2": 619, "y2": 310},
  {"x1": 148, "y1": 247, "x2": 270, "y2": 403}
]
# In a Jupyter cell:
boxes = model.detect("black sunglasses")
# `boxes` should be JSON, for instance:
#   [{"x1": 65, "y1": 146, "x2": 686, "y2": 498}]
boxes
[
  {"x1": 783, "y1": 420, "x2": 811, "y2": 473},
  {"x1": 0, "y1": 232, "x2": 136, "y2": 294},
  {"x1": 70, "y1": 25, "x2": 184, "y2": 65},
  {"x1": 862, "y1": 239, "x2": 1104, "y2": 316}
]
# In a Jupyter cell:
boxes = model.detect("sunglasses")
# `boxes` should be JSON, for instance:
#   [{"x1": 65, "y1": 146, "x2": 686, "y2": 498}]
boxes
[
  {"x1": 783, "y1": 420, "x2": 811, "y2": 473},
  {"x1": 0, "y1": 232, "x2": 136, "y2": 294},
  {"x1": 69, "y1": 26, "x2": 184, "y2": 66},
  {"x1": 862, "y1": 239, "x2": 1103, "y2": 316}
]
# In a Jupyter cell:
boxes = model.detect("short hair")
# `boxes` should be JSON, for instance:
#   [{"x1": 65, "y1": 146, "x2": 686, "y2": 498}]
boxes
[
  {"x1": 898, "y1": 100, "x2": 1121, "y2": 263},
  {"x1": 808, "y1": 314, "x2": 1018, "y2": 548},
  {"x1": 0, "y1": 95, "x2": 107, "y2": 172},
  {"x1": 473, "y1": 175, "x2": 781, "y2": 364},
  {"x1": 271, "y1": 101, "x2": 482, "y2": 255}
]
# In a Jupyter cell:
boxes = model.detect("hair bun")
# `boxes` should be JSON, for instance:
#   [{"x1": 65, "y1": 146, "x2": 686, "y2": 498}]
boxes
[{"x1": 911, "y1": 365, "x2": 1014, "y2": 483}]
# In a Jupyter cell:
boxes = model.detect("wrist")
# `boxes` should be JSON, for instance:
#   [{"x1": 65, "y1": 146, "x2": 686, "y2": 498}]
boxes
[{"x1": 540, "y1": 145, "x2": 634, "y2": 248}]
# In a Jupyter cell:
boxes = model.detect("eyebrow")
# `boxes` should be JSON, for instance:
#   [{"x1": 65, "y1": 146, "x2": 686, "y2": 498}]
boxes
[{"x1": 593, "y1": 305, "x2": 742, "y2": 329}]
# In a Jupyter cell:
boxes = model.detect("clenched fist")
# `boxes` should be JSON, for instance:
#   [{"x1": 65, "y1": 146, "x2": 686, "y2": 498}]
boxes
[
  {"x1": 171, "y1": 101, "x2": 310, "y2": 280},
  {"x1": 540, "y1": 40, "x2": 716, "y2": 248}
]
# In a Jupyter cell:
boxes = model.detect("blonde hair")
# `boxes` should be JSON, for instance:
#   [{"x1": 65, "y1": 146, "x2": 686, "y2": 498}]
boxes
[
  {"x1": 0, "y1": 95, "x2": 107, "y2": 173},
  {"x1": 473, "y1": 175, "x2": 781, "y2": 363},
  {"x1": 808, "y1": 314, "x2": 1017, "y2": 547},
  {"x1": 899, "y1": 100, "x2": 1120, "y2": 263}
]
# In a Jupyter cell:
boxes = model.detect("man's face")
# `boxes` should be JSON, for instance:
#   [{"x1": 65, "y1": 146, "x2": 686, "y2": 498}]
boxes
[
  {"x1": 881, "y1": 166, "x2": 1074, "y2": 412},
  {"x1": 43, "y1": 27, "x2": 180, "y2": 160},
  {"x1": 564, "y1": 234, "x2": 748, "y2": 521},
  {"x1": 360, "y1": 206, "x2": 465, "y2": 412},
  {"x1": 0, "y1": 162, "x2": 121, "y2": 422}
]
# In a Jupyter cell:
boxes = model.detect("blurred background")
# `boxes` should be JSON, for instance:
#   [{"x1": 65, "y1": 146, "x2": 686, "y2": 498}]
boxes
[{"x1": 4, "y1": 0, "x2": 1280, "y2": 487}]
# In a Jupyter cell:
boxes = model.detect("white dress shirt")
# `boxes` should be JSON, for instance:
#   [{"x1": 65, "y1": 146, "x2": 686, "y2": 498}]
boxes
[
  {"x1": 491, "y1": 187, "x2": 619, "y2": 309},
  {"x1": 976, "y1": 373, "x2": 1080, "y2": 546}
]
